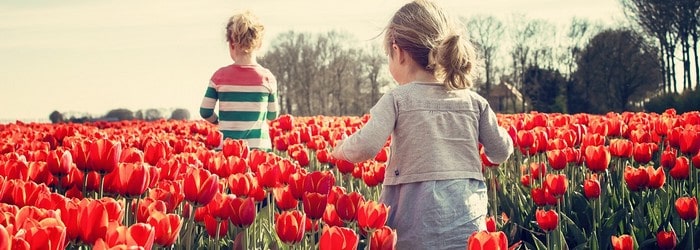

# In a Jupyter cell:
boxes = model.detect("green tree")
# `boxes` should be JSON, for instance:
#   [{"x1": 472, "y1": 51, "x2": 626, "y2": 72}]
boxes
[
  {"x1": 170, "y1": 108, "x2": 191, "y2": 120},
  {"x1": 572, "y1": 28, "x2": 662, "y2": 113},
  {"x1": 49, "y1": 111, "x2": 64, "y2": 123},
  {"x1": 104, "y1": 108, "x2": 134, "y2": 121},
  {"x1": 522, "y1": 66, "x2": 567, "y2": 113}
]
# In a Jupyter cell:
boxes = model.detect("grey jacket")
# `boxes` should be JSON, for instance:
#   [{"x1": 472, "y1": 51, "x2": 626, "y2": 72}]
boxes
[{"x1": 335, "y1": 82, "x2": 513, "y2": 185}]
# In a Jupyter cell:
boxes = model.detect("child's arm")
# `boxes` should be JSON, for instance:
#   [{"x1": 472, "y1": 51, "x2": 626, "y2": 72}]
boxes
[
  {"x1": 266, "y1": 84, "x2": 279, "y2": 121},
  {"x1": 478, "y1": 104, "x2": 514, "y2": 164},
  {"x1": 200, "y1": 81, "x2": 219, "y2": 124},
  {"x1": 332, "y1": 93, "x2": 396, "y2": 163}
]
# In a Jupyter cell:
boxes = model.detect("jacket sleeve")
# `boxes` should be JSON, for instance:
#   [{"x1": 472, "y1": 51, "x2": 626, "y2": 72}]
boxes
[
  {"x1": 478, "y1": 103, "x2": 513, "y2": 164},
  {"x1": 332, "y1": 92, "x2": 396, "y2": 163}
]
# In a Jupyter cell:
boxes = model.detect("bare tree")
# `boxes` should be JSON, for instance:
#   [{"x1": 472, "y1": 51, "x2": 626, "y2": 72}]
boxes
[{"x1": 463, "y1": 15, "x2": 505, "y2": 96}]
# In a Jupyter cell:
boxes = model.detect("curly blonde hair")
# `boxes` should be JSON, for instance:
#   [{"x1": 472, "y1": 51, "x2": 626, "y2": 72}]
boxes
[
  {"x1": 226, "y1": 11, "x2": 264, "y2": 54},
  {"x1": 384, "y1": 0, "x2": 479, "y2": 90}
]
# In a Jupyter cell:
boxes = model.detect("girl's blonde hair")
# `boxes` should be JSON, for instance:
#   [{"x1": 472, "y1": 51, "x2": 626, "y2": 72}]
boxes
[
  {"x1": 226, "y1": 11, "x2": 264, "y2": 54},
  {"x1": 384, "y1": 0, "x2": 479, "y2": 90}
]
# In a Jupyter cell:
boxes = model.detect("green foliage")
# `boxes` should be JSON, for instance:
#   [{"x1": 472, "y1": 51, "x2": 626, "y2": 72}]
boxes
[{"x1": 644, "y1": 88, "x2": 700, "y2": 114}]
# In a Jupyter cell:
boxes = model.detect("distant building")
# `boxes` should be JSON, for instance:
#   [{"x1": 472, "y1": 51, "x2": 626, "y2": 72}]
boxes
[{"x1": 484, "y1": 81, "x2": 523, "y2": 113}]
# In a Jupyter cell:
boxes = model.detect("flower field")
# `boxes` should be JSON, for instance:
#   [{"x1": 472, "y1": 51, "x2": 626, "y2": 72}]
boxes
[{"x1": 0, "y1": 109, "x2": 698, "y2": 249}]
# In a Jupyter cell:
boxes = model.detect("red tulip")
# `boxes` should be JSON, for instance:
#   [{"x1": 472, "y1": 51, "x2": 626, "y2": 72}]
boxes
[
  {"x1": 669, "y1": 157, "x2": 690, "y2": 180},
  {"x1": 357, "y1": 200, "x2": 389, "y2": 232},
  {"x1": 228, "y1": 173, "x2": 255, "y2": 198},
  {"x1": 304, "y1": 170, "x2": 335, "y2": 195},
  {"x1": 467, "y1": 230, "x2": 507, "y2": 250},
  {"x1": 632, "y1": 142, "x2": 656, "y2": 164},
  {"x1": 675, "y1": 196, "x2": 698, "y2": 221},
  {"x1": 146, "y1": 212, "x2": 182, "y2": 247},
  {"x1": 611, "y1": 234, "x2": 634, "y2": 250},
  {"x1": 149, "y1": 180, "x2": 184, "y2": 213},
  {"x1": 531, "y1": 186, "x2": 558, "y2": 207},
  {"x1": 679, "y1": 128, "x2": 700, "y2": 155},
  {"x1": 46, "y1": 149, "x2": 72, "y2": 177},
  {"x1": 609, "y1": 139, "x2": 633, "y2": 158},
  {"x1": 228, "y1": 197, "x2": 257, "y2": 228},
  {"x1": 316, "y1": 149, "x2": 332, "y2": 164},
  {"x1": 660, "y1": 147, "x2": 677, "y2": 169},
  {"x1": 88, "y1": 139, "x2": 122, "y2": 174},
  {"x1": 275, "y1": 210, "x2": 306, "y2": 245},
  {"x1": 645, "y1": 166, "x2": 665, "y2": 189},
  {"x1": 289, "y1": 144, "x2": 310, "y2": 167},
  {"x1": 623, "y1": 166, "x2": 649, "y2": 192},
  {"x1": 78, "y1": 199, "x2": 110, "y2": 245},
  {"x1": 202, "y1": 214, "x2": 229, "y2": 238},
  {"x1": 303, "y1": 192, "x2": 328, "y2": 221},
  {"x1": 520, "y1": 174, "x2": 531, "y2": 187},
  {"x1": 322, "y1": 205, "x2": 344, "y2": 227},
  {"x1": 584, "y1": 145, "x2": 610, "y2": 172},
  {"x1": 22, "y1": 217, "x2": 67, "y2": 250},
  {"x1": 143, "y1": 140, "x2": 170, "y2": 166},
  {"x1": 583, "y1": 177, "x2": 601, "y2": 199},
  {"x1": 273, "y1": 186, "x2": 299, "y2": 211},
  {"x1": 105, "y1": 162, "x2": 150, "y2": 198},
  {"x1": 222, "y1": 138, "x2": 249, "y2": 159},
  {"x1": 485, "y1": 216, "x2": 497, "y2": 232},
  {"x1": 656, "y1": 230, "x2": 676, "y2": 250},
  {"x1": 256, "y1": 162, "x2": 282, "y2": 190},
  {"x1": 535, "y1": 208, "x2": 558, "y2": 232},
  {"x1": 544, "y1": 174, "x2": 567, "y2": 197},
  {"x1": 119, "y1": 146, "x2": 144, "y2": 164},
  {"x1": 277, "y1": 114, "x2": 295, "y2": 131},
  {"x1": 319, "y1": 226, "x2": 359, "y2": 250},
  {"x1": 335, "y1": 192, "x2": 365, "y2": 223},
  {"x1": 370, "y1": 226, "x2": 398, "y2": 250},
  {"x1": 135, "y1": 198, "x2": 167, "y2": 223},
  {"x1": 335, "y1": 159, "x2": 355, "y2": 175},
  {"x1": 183, "y1": 168, "x2": 220, "y2": 206},
  {"x1": 0, "y1": 225, "x2": 10, "y2": 249},
  {"x1": 546, "y1": 149, "x2": 567, "y2": 170},
  {"x1": 205, "y1": 130, "x2": 222, "y2": 150},
  {"x1": 374, "y1": 147, "x2": 390, "y2": 162},
  {"x1": 362, "y1": 162, "x2": 385, "y2": 187}
]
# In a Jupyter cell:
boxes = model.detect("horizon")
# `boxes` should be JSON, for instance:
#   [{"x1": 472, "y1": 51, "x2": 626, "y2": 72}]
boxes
[{"x1": 0, "y1": 0, "x2": 626, "y2": 122}]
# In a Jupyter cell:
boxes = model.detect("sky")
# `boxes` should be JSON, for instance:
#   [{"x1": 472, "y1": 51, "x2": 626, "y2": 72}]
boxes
[{"x1": 0, "y1": 0, "x2": 626, "y2": 122}]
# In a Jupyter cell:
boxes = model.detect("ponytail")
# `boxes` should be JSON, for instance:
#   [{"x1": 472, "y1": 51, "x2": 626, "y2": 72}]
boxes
[{"x1": 430, "y1": 34, "x2": 476, "y2": 90}]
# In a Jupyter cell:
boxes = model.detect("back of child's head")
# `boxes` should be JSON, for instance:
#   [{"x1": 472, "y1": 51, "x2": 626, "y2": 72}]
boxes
[
  {"x1": 384, "y1": 0, "x2": 479, "y2": 90},
  {"x1": 226, "y1": 11, "x2": 265, "y2": 54}
]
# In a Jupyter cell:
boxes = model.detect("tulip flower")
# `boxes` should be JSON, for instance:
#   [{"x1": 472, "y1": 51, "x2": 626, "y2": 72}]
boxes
[
  {"x1": 609, "y1": 139, "x2": 633, "y2": 158},
  {"x1": 222, "y1": 138, "x2": 249, "y2": 158},
  {"x1": 46, "y1": 149, "x2": 72, "y2": 178},
  {"x1": 335, "y1": 192, "x2": 365, "y2": 223},
  {"x1": 583, "y1": 177, "x2": 601, "y2": 199},
  {"x1": 143, "y1": 140, "x2": 170, "y2": 166},
  {"x1": 544, "y1": 174, "x2": 567, "y2": 198},
  {"x1": 536, "y1": 208, "x2": 558, "y2": 232},
  {"x1": 611, "y1": 234, "x2": 634, "y2": 250},
  {"x1": 182, "y1": 168, "x2": 220, "y2": 206},
  {"x1": 88, "y1": 139, "x2": 122, "y2": 175},
  {"x1": 485, "y1": 216, "x2": 497, "y2": 232},
  {"x1": 623, "y1": 166, "x2": 649, "y2": 192},
  {"x1": 675, "y1": 196, "x2": 698, "y2": 221},
  {"x1": 319, "y1": 226, "x2": 359, "y2": 250},
  {"x1": 135, "y1": 198, "x2": 167, "y2": 223},
  {"x1": 531, "y1": 186, "x2": 558, "y2": 207},
  {"x1": 228, "y1": 197, "x2": 257, "y2": 228},
  {"x1": 205, "y1": 130, "x2": 222, "y2": 150},
  {"x1": 660, "y1": 147, "x2": 677, "y2": 169},
  {"x1": 304, "y1": 170, "x2": 335, "y2": 195},
  {"x1": 273, "y1": 186, "x2": 299, "y2": 211},
  {"x1": 632, "y1": 142, "x2": 656, "y2": 165},
  {"x1": 22, "y1": 217, "x2": 67, "y2": 250},
  {"x1": 679, "y1": 128, "x2": 700, "y2": 155},
  {"x1": 275, "y1": 210, "x2": 306, "y2": 245},
  {"x1": 467, "y1": 230, "x2": 507, "y2": 250},
  {"x1": 146, "y1": 212, "x2": 182, "y2": 247},
  {"x1": 303, "y1": 192, "x2": 328, "y2": 221},
  {"x1": 335, "y1": 159, "x2": 356, "y2": 175},
  {"x1": 656, "y1": 230, "x2": 676, "y2": 250},
  {"x1": 322, "y1": 205, "x2": 344, "y2": 227},
  {"x1": 670, "y1": 157, "x2": 690, "y2": 180},
  {"x1": 546, "y1": 149, "x2": 568, "y2": 170},
  {"x1": 362, "y1": 162, "x2": 385, "y2": 187},
  {"x1": 357, "y1": 200, "x2": 389, "y2": 232},
  {"x1": 584, "y1": 145, "x2": 610, "y2": 173},
  {"x1": 645, "y1": 166, "x2": 665, "y2": 189}
]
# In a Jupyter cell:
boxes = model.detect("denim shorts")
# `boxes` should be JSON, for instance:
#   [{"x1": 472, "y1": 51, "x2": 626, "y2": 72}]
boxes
[{"x1": 379, "y1": 178, "x2": 488, "y2": 250}]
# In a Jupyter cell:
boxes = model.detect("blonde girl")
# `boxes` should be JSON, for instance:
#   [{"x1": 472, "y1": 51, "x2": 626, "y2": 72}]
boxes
[
  {"x1": 332, "y1": 1, "x2": 513, "y2": 249},
  {"x1": 200, "y1": 11, "x2": 279, "y2": 151}
]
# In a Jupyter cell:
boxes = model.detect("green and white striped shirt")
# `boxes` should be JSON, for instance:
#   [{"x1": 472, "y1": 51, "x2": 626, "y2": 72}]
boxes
[{"x1": 200, "y1": 64, "x2": 278, "y2": 150}]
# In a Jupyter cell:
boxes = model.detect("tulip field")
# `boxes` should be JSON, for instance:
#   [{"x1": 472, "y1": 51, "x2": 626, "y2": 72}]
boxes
[{"x1": 0, "y1": 109, "x2": 698, "y2": 249}]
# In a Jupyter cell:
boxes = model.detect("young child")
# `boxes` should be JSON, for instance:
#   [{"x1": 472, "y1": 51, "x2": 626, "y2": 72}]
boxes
[
  {"x1": 200, "y1": 11, "x2": 279, "y2": 151},
  {"x1": 331, "y1": 1, "x2": 514, "y2": 249}
]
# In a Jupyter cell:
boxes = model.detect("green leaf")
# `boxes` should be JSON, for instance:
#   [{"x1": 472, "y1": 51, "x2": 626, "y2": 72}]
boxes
[
  {"x1": 530, "y1": 231, "x2": 547, "y2": 250},
  {"x1": 561, "y1": 212, "x2": 588, "y2": 245}
]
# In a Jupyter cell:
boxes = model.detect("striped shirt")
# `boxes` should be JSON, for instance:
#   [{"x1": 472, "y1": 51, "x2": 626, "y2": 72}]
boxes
[{"x1": 200, "y1": 64, "x2": 279, "y2": 150}]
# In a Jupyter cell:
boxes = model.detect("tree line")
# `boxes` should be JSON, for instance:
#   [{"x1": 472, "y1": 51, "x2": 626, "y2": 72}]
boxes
[{"x1": 48, "y1": 108, "x2": 191, "y2": 123}]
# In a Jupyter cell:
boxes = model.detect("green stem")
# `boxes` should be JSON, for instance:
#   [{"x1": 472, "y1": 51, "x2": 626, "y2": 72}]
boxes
[
  {"x1": 99, "y1": 174, "x2": 105, "y2": 198},
  {"x1": 215, "y1": 220, "x2": 222, "y2": 250}
]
